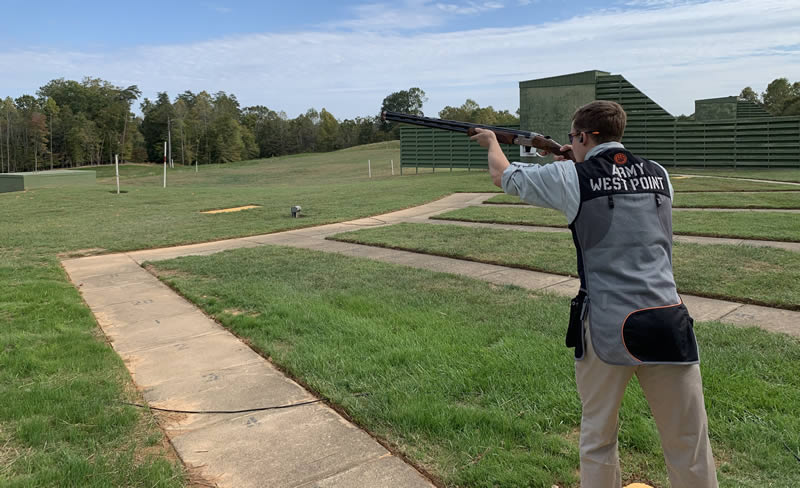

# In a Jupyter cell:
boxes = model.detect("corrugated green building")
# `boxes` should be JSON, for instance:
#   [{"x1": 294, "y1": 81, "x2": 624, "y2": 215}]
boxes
[
  {"x1": 399, "y1": 70, "x2": 800, "y2": 169},
  {"x1": 0, "y1": 170, "x2": 96, "y2": 193}
]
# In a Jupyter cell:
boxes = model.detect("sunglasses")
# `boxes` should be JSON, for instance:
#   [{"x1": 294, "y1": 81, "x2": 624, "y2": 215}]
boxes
[{"x1": 568, "y1": 130, "x2": 600, "y2": 144}]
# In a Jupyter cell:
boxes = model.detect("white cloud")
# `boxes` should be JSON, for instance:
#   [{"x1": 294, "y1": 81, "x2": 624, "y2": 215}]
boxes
[
  {"x1": 328, "y1": 0, "x2": 506, "y2": 31},
  {"x1": 435, "y1": 2, "x2": 505, "y2": 15},
  {"x1": 1, "y1": 0, "x2": 799, "y2": 120}
]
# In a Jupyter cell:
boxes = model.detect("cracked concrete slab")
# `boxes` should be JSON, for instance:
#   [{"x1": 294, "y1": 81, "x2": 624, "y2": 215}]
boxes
[
  {"x1": 108, "y1": 311, "x2": 228, "y2": 355},
  {"x1": 170, "y1": 404, "x2": 391, "y2": 488},
  {"x1": 123, "y1": 333, "x2": 264, "y2": 386},
  {"x1": 308, "y1": 455, "x2": 434, "y2": 488}
]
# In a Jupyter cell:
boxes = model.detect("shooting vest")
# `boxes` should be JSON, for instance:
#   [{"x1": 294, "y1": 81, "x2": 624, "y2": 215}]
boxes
[{"x1": 569, "y1": 148, "x2": 699, "y2": 366}]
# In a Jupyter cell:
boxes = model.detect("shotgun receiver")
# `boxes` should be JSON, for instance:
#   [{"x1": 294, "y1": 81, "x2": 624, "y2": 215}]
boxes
[{"x1": 381, "y1": 111, "x2": 575, "y2": 161}]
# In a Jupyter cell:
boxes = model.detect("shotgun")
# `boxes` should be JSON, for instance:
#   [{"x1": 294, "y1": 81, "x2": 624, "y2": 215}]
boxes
[{"x1": 381, "y1": 111, "x2": 575, "y2": 161}]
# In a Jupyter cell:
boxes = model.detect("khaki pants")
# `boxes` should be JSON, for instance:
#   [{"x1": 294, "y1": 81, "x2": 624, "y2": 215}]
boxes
[{"x1": 575, "y1": 324, "x2": 718, "y2": 488}]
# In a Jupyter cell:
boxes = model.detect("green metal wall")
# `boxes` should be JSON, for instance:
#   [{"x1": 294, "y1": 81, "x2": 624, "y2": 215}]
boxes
[
  {"x1": 695, "y1": 96, "x2": 737, "y2": 121},
  {"x1": 0, "y1": 175, "x2": 25, "y2": 193},
  {"x1": 595, "y1": 75, "x2": 800, "y2": 167},
  {"x1": 399, "y1": 71, "x2": 800, "y2": 169},
  {"x1": 519, "y1": 71, "x2": 606, "y2": 150},
  {"x1": 399, "y1": 126, "x2": 520, "y2": 172},
  {"x1": 0, "y1": 170, "x2": 96, "y2": 193}
]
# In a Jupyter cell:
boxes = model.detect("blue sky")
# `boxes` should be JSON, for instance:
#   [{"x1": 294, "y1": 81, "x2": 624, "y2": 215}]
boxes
[
  {"x1": 2, "y1": 0, "x2": 800, "y2": 119},
  {"x1": 1, "y1": 1, "x2": 580, "y2": 48}
]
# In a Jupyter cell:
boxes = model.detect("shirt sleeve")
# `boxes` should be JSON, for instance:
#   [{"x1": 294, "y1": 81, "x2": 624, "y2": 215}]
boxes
[{"x1": 501, "y1": 160, "x2": 581, "y2": 223}]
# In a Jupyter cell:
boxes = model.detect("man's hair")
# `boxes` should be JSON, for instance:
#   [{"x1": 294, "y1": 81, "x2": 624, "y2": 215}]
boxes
[{"x1": 572, "y1": 100, "x2": 627, "y2": 143}]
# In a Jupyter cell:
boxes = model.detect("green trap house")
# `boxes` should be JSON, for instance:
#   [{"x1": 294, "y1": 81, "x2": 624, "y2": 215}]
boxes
[
  {"x1": 399, "y1": 70, "x2": 800, "y2": 171},
  {"x1": 0, "y1": 170, "x2": 96, "y2": 194}
]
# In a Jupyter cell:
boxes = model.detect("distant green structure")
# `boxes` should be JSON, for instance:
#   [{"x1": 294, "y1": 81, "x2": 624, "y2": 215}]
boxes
[
  {"x1": 398, "y1": 125, "x2": 520, "y2": 173},
  {"x1": 0, "y1": 170, "x2": 96, "y2": 193},
  {"x1": 399, "y1": 70, "x2": 800, "y2": 170},
  {"x1": 520, "y1": 70, "x2": 800, "y2": 167}
]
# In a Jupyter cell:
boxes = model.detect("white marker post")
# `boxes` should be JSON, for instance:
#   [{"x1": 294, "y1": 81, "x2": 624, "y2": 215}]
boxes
[
  {"x1": 163, "y1": 141, "x2": 167, "y2": 188},
  {"x1": 391, "y1": 159, "x2": 394, "y2": 176},
  {"x1": 115, "y1": 154, "x2": 120, "y2": 194},
  {"x1": 368, "y1": 159, "x2": 371, "y2": 178}
]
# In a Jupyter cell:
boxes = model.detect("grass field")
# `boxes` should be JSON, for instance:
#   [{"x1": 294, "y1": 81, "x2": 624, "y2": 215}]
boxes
[
  {"x1": 674, "y1": 167, "x2": 800, "y2": 183},
  {"x1": 430, "y1": 206, "x2": 800, "y2": 242},
  {"x1": 1, "y1": 142, "x2": 492, "y2": 486},
  {"x1": 3, "y1": 144, "x2": 800, "y2": 487},
  {"x1": 148, "y1": 244, "x2": 800, "y2": 488}
]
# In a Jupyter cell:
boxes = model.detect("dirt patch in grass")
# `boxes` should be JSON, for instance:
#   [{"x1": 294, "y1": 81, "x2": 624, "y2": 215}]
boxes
[
  {"x1": 124, "y1": 383, "x2": 220, "y2": 488},
  {"x1": 223, "y1": 308, "x2": 260, "y2": 318},
  {"x1": 201, "y1": 205, "x2": 261, "y2": 214},
  {"x1": 739, "y1": 259, "x2": 786, "y2": 274},
  {"x1": 0, "y1": 424, "x2": 29, "y2": 478}
]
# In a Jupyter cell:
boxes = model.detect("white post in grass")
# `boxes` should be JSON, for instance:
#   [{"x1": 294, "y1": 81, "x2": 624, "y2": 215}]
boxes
[
  {"x1": 195, "y1": 157, "x2": 198, "y2": 173},
  {"x1": 391, "y1": 159, "x2": 394, "y2": 176},
  {"x1": 368, "y1": 159, "x2": 371, "y2": 178},
  {"x1": 168, "y1": 117, "x2": 173, "y2": 168},
  {"x1": 163, "y1": 141, "x2": 167, "y2": 188},
  {"x1": 115, "y1": 154, "x2": 120, "y2": 194}
]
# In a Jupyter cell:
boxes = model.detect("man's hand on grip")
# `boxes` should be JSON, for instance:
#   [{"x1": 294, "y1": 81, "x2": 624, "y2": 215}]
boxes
[{"x1": 469, "y1": 128, "x2": 498, "y2": 148}]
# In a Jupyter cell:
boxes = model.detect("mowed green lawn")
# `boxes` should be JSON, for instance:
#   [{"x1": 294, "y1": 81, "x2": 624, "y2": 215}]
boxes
[
  {"x1": 430, "y1": 206, "x2": 800, "y2": 242},
  {"x1": 148, "y1": 244, "x2": 800, "y2": 488},
  {"x1": 4, "y1": 145, "x2": 799, "y2": 487},
  {"x1": 0, "y1": 142, "x2": 498, "y2": 486},
  {"x1": 674, "y1": 167, "x2": 800, "y2": 183}
]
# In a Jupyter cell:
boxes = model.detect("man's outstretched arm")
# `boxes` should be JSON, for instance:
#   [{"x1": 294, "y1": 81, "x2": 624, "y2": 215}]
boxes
[{"x1": 470, "y1": 128, "x2": 509, "y2": 187}]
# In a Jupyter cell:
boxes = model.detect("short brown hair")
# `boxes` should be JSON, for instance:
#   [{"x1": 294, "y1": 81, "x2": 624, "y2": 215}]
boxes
[{"x1": 572, "y1": 101, "x2": 627, "y2": 143}]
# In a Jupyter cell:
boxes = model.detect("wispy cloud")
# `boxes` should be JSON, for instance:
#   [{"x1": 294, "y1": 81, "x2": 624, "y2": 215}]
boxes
[
  {"x1": 328, "y1": 0, "x2": 508, "y2": 30},
  {"x1": 435, "y1": 2, "x2": 505, "y2": 15},
  {"x1": 203, "y1": 3, "x2": 232, "y2": 14},
  {"x1": 1, "y1": 0, "x2": 799, "y2": 119}
]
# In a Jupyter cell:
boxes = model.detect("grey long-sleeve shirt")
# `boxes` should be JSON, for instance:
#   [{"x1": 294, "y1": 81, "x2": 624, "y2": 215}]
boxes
[{"x1": 501, "y1": 142, "x2": 674, "y2": 223}]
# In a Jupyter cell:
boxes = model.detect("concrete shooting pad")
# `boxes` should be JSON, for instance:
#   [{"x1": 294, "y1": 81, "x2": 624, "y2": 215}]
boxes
[{"x1": 61, "y1": 192, "x2": 800, "y2": 488}]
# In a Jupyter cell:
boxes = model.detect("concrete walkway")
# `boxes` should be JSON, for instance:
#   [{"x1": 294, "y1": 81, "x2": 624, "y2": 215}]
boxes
[{"x1": 61, "y1": 192, "x2": 800, "y2": 488}]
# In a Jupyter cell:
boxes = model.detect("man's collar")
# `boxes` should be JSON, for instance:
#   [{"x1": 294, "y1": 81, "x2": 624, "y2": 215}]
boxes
[{"x1": 585, "y1": 141, "x2": 625, "y2": 160}]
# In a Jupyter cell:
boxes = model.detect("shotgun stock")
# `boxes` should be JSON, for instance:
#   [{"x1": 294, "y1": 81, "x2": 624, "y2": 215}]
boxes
[{"x1": 381, "y1": 111, "x2": 575, "y2": 161}]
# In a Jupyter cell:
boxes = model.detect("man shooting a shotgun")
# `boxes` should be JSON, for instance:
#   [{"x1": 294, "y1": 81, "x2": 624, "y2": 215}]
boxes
[{"x1": 470, "y1": 100, "x2": 718, "y2": 488}]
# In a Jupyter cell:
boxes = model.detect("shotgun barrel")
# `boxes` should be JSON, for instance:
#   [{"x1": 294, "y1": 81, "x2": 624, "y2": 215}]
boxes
[{"x1": 381, "y1": 111, "x2": 575, "y2": 160}]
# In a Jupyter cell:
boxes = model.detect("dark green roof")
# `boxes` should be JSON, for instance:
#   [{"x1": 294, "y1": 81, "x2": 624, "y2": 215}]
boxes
[
  {"x1": 519, "y1": 70, "x2": 610, "y2": 88},
  {"x1": 695, "y1": 96, "x2": 738, "y2": 104}
]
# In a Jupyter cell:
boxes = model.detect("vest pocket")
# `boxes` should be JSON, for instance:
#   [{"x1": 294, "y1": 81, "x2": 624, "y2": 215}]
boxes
[{"x1": 621, "y1": 303, "x2": 699, "y2": 363}]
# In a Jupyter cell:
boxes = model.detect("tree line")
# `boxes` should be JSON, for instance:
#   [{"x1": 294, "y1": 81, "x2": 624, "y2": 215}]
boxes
[
  {"x1": 0, "y1": 78, "x2": 520, "y2": 173},
  {"x1": 739, "y1": 77, "x2": 800, "y2": 116}
]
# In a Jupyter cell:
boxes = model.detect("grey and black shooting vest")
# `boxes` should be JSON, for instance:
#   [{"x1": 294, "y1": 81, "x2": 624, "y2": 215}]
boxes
[{"x1": 567, "y1": 148, "x2": 699, "y2": 366}]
